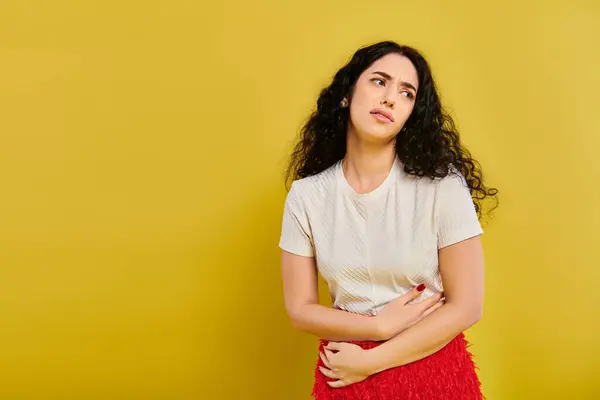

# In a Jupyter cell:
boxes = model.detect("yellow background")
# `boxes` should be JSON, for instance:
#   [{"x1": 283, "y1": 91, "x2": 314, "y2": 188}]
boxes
[{"x1": 1, "y1": 1, "x2": 599, "y2": 399}]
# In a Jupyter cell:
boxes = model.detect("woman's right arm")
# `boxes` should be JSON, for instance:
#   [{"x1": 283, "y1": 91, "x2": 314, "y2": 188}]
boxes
[
  {"x1": 281, "y1": 250, "x2": 387, "y2": 342},
  {"x1": 281, "y1": 250, "x2": 441, "y2": 342}
]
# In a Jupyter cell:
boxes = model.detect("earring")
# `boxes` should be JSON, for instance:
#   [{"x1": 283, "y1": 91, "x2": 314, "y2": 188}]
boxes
[{"x1": 340, "y1": 98, "x2": 348, "y2": 108}]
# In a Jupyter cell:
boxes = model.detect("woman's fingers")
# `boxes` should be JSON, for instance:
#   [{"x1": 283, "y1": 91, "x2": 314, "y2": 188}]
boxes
[
  {"x1": 396, "y1": 283, "x2": 427, "y2": 304},
  {"x1": 319, "y1": 366, "x2": 338, "y2": 379},
  {"x1": 328, "y1": 379, "x2": 348, "y2": 388},
  {"x1": 319, "y1": 351, "x2": 332, "y2": 369},
  {"x1": 422, "y1": 299, "x2": 445, "y2": 317},
  {"x1": 324, "y1": 348, "x2": 337, "y2": 367},
  {"x1": 417, "y1": 291, "x2": 443, "y2": 311}
]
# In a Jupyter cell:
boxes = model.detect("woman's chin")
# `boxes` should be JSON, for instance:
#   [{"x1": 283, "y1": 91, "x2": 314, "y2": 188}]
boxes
[{"x1": 357, "y1": 129, "x2": 398, "y2": 144}]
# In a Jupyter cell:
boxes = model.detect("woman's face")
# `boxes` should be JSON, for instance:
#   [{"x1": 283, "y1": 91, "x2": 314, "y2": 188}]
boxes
[{"x1": 347, "y1": 53, "x2": 419, "y2": 143}]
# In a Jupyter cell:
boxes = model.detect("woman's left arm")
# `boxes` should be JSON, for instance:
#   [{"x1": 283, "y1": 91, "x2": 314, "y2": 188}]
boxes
[
  {"x1": 321, "y1": 235, "x2": 484, "y2": 387},
  {"x1": 365, "y1": 234, "x2": 484, "y2": 373}
]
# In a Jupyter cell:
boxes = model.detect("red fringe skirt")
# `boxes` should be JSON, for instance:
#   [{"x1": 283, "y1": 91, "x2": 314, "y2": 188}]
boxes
[{"x1": 312, "y1": 333, "x2": 483, "y2": 400}]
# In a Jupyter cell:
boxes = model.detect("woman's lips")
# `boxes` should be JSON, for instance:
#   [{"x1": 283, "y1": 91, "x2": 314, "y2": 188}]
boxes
[{"x1": 370, "y1": 109, "x2": 394, "y2": 123}]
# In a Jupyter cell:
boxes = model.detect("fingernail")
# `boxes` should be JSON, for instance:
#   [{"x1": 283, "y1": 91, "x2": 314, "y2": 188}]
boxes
[{"x1": 417, "y1": 284, "x2": 426, "y2": 292}]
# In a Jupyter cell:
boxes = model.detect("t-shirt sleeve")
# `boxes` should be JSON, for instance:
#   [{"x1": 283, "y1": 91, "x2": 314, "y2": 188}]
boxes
[
  {"x1": 278, "y1": 182, "x2": 314, "y2": 257},
  {"x1": 435, "y1": 170, "x2": 484, "y2": 249}
]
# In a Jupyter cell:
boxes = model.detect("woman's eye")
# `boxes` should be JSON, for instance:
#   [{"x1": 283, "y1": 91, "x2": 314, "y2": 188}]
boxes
[
  {"x1": 372, "y1": 78, "x2": 385, "y2": 86},
  {"x1": 401, "y1": 91, "x2": 414, "y2": 99}
]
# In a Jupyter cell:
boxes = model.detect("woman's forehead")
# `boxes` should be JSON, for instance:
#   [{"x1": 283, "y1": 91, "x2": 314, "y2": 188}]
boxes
[{"x1": 364, "y1": 55, "x2": 419, "y2": 86}]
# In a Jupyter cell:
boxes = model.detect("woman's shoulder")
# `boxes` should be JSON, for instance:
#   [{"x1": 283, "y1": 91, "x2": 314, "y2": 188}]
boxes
[{"x1": 288, "y1": 162, "x2": 340, "y2": 202}]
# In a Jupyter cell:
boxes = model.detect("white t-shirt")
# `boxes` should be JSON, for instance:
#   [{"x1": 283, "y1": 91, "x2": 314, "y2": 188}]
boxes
[{"x1": 279, "y1": 157, "x2": 483, "y2": 316}]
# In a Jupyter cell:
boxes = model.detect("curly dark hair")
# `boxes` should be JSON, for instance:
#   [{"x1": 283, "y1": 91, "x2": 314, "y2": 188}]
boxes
[{"x1": 285, "y1": 40, "x2": 498, "y2": 220}]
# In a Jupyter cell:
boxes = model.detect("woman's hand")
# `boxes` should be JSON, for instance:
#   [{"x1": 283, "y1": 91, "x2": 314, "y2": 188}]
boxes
[
  {"x1": 318, "y1": 342, "x2": 376, "y2": 388},
  {"x1": 376, "y1": 285, "x2": 445, "y2": 340}
]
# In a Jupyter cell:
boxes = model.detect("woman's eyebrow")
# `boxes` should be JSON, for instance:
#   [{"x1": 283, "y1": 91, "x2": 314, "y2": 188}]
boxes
[{"x1": 372, "y1": 71, "x2": 418, "y2": 92}]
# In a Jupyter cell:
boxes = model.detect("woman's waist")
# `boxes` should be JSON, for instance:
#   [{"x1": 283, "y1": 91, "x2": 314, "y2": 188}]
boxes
[{"x1": 318, "y1": 331, "x2": 467, "y2": 351}]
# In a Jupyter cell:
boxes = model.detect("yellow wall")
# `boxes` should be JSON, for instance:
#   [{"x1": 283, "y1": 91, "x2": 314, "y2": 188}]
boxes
[{"x1": 1, "y1": 1, "x2": 598, "y2": 399}]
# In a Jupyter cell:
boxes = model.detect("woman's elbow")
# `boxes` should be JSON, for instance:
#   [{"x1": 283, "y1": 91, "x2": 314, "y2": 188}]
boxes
[
  {"x1": 449, "y1": 302, "x2": 482, "y2": 328},
  {"x1": 289, "y1": 315, "x2": 305, "y2": 331},
  {"x1": 286, "y1": 305, "x2": 308, "y2": 331},
  {"x1": 465, "y1": 304, "x2": 483, "y2": 327}
]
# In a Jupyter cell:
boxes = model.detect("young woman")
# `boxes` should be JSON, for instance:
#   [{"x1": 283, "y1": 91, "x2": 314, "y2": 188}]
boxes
[{"x1": 279, "y1": 41, "x2": 498, "y2": 400}]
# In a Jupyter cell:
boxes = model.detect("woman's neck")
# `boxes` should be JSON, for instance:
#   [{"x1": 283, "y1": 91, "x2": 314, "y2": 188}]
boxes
[{"x1": 342, "y1": 134, "x2": 396, "y2": 194}]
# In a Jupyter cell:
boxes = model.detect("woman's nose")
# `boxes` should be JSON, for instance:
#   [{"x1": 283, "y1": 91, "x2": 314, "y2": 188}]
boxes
[{"x1": 381, "y1": 97, "x2": 395, "y2": 109}]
